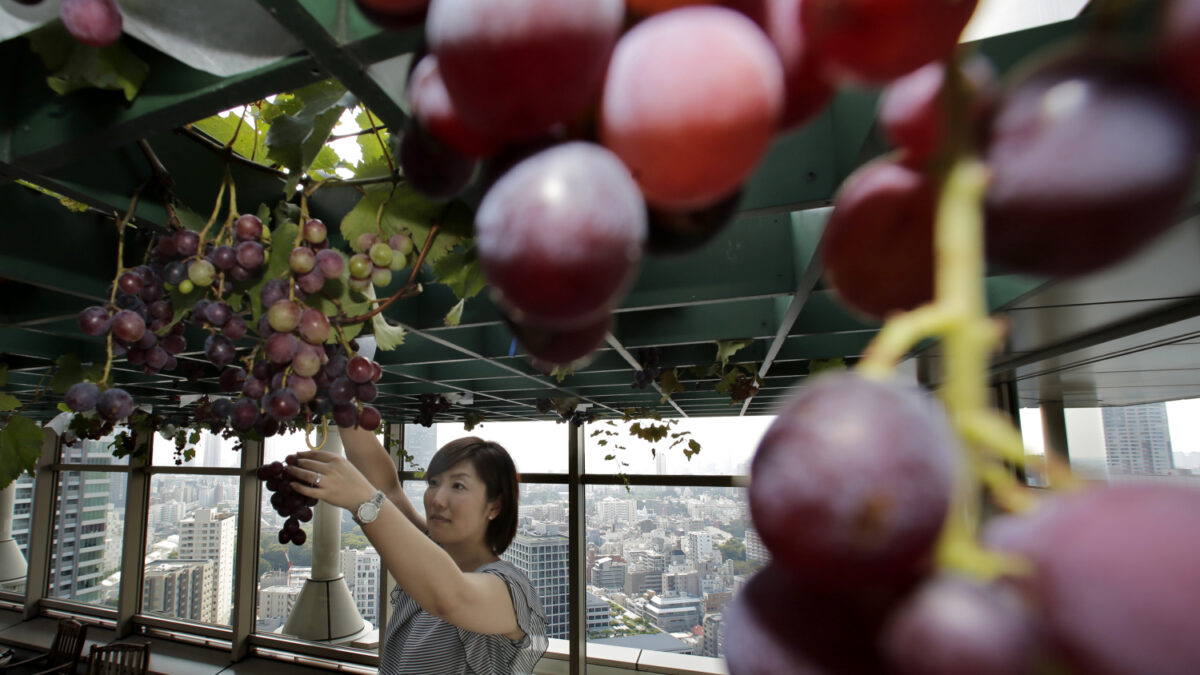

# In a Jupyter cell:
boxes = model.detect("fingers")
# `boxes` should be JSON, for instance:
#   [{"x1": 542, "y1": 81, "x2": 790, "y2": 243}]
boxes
[
  {"x1": 293, "y1": 457, "x2": 328, "y2": 473},
  {"x1": 296, "y1": 450, "x2": 339, "y2": 463}
]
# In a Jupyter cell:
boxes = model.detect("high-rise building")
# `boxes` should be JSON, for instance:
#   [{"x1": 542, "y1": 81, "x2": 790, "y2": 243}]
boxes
[
  {"x1": 143, "y1": 559, "x2": 215, "y2": 623},
  {"x1": 503, "y1": 533, "x2": 569, "y2": 639},
  {"x1": 1102, "y1": 403, "x2": 1175, "y2": 475},
  {"x1": 702, "y1": 613, "x2": 724, "y2": 658},
  {"x1": 47, "y1": 439, "x2": 114, "y2": 605},
  {"x1": 590, "y1": 557, "x2": 626, "y2": 591},
  {"x1": 258, "y1": 584, "x2": 302, "y2": 631},
  {"x1": 341, "y1": 547, "x2": 381, "y2": 627},
  {"x1": 685, "y1": 531, "x2": 713, "y2": 564},
  {"x1": 103, "y1": 504, "x2": 124, "y2": 575},
  {"x1": 597, "y1": 497, "x2": 636, "y2": 526},
  {"x1": 179, "y1": 507, "x2": 236, "y2": 624},
  {"x1": 744, "y1": 527, "x2": 769, "y2": 563}
]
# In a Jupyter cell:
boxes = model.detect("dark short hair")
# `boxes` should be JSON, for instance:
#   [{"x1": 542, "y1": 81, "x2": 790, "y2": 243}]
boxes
[{"x1": 427, "y1": 437, "x2": 520, "y2": 555}]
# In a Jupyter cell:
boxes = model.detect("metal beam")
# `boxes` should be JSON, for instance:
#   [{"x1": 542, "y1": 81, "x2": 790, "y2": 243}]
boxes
[{"x1": 602, "y1": 333, "x2": 687, "y2": 418}]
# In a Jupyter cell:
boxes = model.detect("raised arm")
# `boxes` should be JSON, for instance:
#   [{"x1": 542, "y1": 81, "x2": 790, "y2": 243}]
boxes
[{"x1": 337, "y1": 425, "x2": 427, "y2": 533}]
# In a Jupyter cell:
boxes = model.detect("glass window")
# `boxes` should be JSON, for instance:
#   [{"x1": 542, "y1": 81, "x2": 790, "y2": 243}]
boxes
[
  {"x1": 584, "y1": 485, "x2": 754, "y2": 659},
  {"x1": 47, "y1": 471, "x2": 124, "y2": 609},
  {"x1": 430, "y1": 420, "x2": 568, "y2": 474},
  {"x1": 585, "y1": 417, "x2": 771, "y2": 476},
  {"x1": 60, "y1": 434, "x2": 130, "y2": 466},
  {"x1": 143, "y1": 475, "x2": 240, "y2": 626},
  {"x1": 152, "y1": 428, "x2": 243, "y2": 468}
]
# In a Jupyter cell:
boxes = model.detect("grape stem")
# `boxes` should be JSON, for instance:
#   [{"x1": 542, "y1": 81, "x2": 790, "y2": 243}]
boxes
[
  {"x1": 101, "y1": 185, "x2": 147, "y2": 386},
  {"x1": 304, "y1": 417, "x2": 329, "y2": 451},
  {"x1": 196, "y1": 171, "x2": 231, "y2": 246},
  {"x1": 364, "y1": 108, "x2": 395, "y2": 176}
]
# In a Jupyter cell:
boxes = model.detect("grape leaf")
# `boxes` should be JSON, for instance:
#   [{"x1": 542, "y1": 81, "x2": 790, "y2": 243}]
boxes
[
  {"x1": 463, "y1": 411, "x2": 485, "y2": 432},
  {"x1": 354, "y1": 108, "x2": 392, "y2": 169},
  {"x1": 50, "y1": 353, "x2": 103, "y2": 394},
  {"x1": 658, "y1": 369, "x2": 684, "y2": 402},
  {"x1": 265, "y1": 81, "x2": 350, "y2": 192},
  {"x1": 629, "y1": 422, "x2": 670, "y2": 443},
  {"x1": 685, "y1": 438, "x2": 701, "y2": 459},
  {"x1": 0, "y1": 395, "x2": 20, "y2": 413},
  {"x1": 369, "y1": 293, "x2": 407, "y2": 352},
  {"x1": 444, "y1": 299, "x2": 465, "y2": 328},
  {"x1": 175, "y1": 205, "x2": 207, "y2": 233},
  {"x1": 433, "y1": 244, "x2": 487, "y2": 301},
  {"x1": 194, "y1": 110, "x2": 269, "y2": 166},
  {"x1": 715, "y1": 339, "x2": 754, "y2": 369},
  {"x1": 0, "y1": 414, "x2": 43, "y2": 489},
  {"x1": 27, "y1": 26, "x2": 148, "y2": 101}
]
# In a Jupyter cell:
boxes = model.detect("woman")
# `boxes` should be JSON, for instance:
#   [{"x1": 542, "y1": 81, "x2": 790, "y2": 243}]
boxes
[{"x1": 289, "y1": 427, "x2": 549, "y2": 675}]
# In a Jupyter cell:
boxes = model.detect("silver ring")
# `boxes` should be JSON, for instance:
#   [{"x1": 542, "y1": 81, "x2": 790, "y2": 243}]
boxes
[{"x1": 313, "y1": 473, "x2": 322, "y2": 487}]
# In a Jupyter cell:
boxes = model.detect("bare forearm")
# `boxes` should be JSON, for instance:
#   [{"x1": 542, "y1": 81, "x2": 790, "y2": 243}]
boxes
[
  {"x1": 361, "y1": 499, "x2": 463, "y2": 615},
  {"x1": 338, "y1": 425, "x2": 426, "y2": 532}
]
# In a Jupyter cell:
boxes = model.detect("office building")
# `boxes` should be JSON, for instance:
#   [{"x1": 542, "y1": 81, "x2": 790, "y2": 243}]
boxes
[
  {"x1": 179, "y1": 507, "x2": 236, "y2": 624},
  {"x1": 503, "y1": 533, "x2": 569, "y2": 639}
]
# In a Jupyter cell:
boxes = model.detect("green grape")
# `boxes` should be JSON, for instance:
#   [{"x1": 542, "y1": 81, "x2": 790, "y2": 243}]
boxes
[
  {"x1": 188, "y1": 260, "x2": 216, "y2": 287},
  {"x1": 177, "y1": 279, "x2": 194, "y2": 295},
  {"x1": 369, "y1": 242, "x2": 394, "y2": 268},
  {"x1": 349, "y1": 253, "x2": 373, "y2": 279}
]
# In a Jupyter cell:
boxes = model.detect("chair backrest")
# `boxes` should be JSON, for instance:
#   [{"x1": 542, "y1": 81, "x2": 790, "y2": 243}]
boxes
[
  {"x1": 86, "y1": 642, "x2": 151, "y2": 675},
  {"x1": 46, "y1": 618, "x2": 88, "y2": 670}
]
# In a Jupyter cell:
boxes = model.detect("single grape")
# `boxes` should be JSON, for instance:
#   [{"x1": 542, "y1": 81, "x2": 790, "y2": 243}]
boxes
[
  {"x1": 289, "y1": 247, "x2": 316, "y2": 275},
  {"x1": 265, "y1": 332, "x2": 299, "y2": 365},
  {"x1": 117, "y1": 270, "x2": 142, "y2": 295},
  {"x1": 145, "y1": 347, "x2": 168, "y2": 370},
  {"x1": 204, "y1": 334, "x2": 237, "y2": 368},
  {"x1": 750, "y1": 372, "x2": 955, "y2": 587},
  {"x1": 476, "y1": 142, "x2": 646, "y2": 329},
  {"x1": 1158, "y1": 0, "x2": 1200, "y2": 107},
  {"x1": 315, "y1": 249, "x2": 345, "y2": 279},
  {"x1": 309, "y1": 394, "x2": 334, "y2": 416},
  {"x1": 236, "y1": 241, "x2": 265, "y2": 270},
  {"x1": 325, "y1": 354, "x2": 348, "y2": 379},
  {"x1": 265, "y1": 388, "x2": 301, "y2": 422},
  {"x1": 332, "y1": 403, "x2": 359, "y2": 428},
  {"x1": 366, "y1": 242, "x2": 392, "y2": 268},
  {"x1": 111, "y1": 309, "x2": 146, "y2": 343},
  {"x1": 397, "y1": 121, "x2": 478, "y2": 200},
  {"x1": 984, "y1": 49, "x2": 1199, "y2": 277},
  {"x1": 210, "y1": 397, "x2": 235, "y2": 422},
  {"x1": 296, "y1": 269, "x2": 325, "y2": 295},
  {"x1": 174, "y1": 229, "x2": 200, "y2": 257},
  {"x1": 95, "y1": 388, "x2": 135, "y2": 422},
  {"x1": 601, "y1": 6, "x2": 784, "y2": 211},
  {"x1": 802, "y1": 0, "x2": 979, "y2": 83},
  {"x1": 148, "y1": 300, "x2": 172, "y2": 321},
  {"x1": 821, "y1": 159, "x2": 936, "y2": 320},
  {"x1": 260, "y1": 279, "x2": 289, "y2": 311},
  {"x1": 297, "y1": 308, "x2": 331, "y2": 345},
  {"x1": 60, "y1": 0, "x2": 123, "y2": 48},
  {"x1": 358, "y1": 405, "x2": 382, "y2": 431},
  {"x1": 235, "y1": 214, "x2": 263, "y2": 242},
  {"x1": 177, "y1": 279, "x2": 195, "y2": 295},
  {"x1": 879, "y1": 56, "x2": 997, "y2": 166},
  {"x1": 354, "y1": 233, "x2": 378, "y2": 255},
  {"x1": 227, "y1": 266, "x2": 251, "y2": 282},
  {"x1": 297, "y1": 505, "x2": 314, "y2": 523},
  {"x1": 348, "y1": 254, "x2": 373, "y2": 280},
  {"x1": 509, "y1": 313, "x2": 610, "y2": 367},
  {"x1": 163, "y1": 261, "x2": 187, "y2": 286},
  {"x1": 267, "y1": 300, "x2": 302, "y2": 334},
  {"x1": 204, "y1": 302, "x2": 231, "y2": 328},
  {"x1": 187, "y1": 260, "x2": 216, "y2": 287},
  {"x1": 292, "y1": 345, "x2": 323, "y2": 378},
  {"x1": 371, "y1": 267, "x2": 393, "y2": 288},
  {"x1": 303, "y1": 219, "x2": 328, "y2": 245},
  {"x1": 291, "y1": 529, "x2": 307, "y2": 546},
  {"x1": 289, "y1": 376, "x2": 317, "y2": 404},
  {"x1": 329, "y1": 377, "x2": 356, "y2": 405},
  {"x1": 134, "y1": 331, "x2": 157, "y2": 350},
  {"x1": 64, "y1": 382, "x2": 100, "y2": 412},
  {"x1": 985, "y1": 484, "x2": 1200, "y2": 675},
  {"x1": 242, "y1": 377, "x2": 267, "y2": 400},
  {"x1": 356, "y1": 381, "x2": 378, "y2": 403},
  {"x1": 345, "y1": 356, "x2": 373, "y2": 384},
  {"x1": 426, "y1": 0, "x2": 624, "y2": 141},
  {"x1": 406, "y1": 54, "x2": 500, "y2": 158},
  {"x1": 77, "y1": 306, "x2": 112, "y2": 337},
  {"x1": 370, "y1": 361, "x2": 383, "y2": 383},
  {"x1": 277, "y1": 530, "x2": 291, "y2": 545},
  {"x1": 389, "y1": 233, "x2": 414, "y2": 257},
  {"x1": 223, "y1": 315, "x2": 248, "y2": 340},
  {"x1": 161, "y1": 334, "x2": 186, "y2": 355},
  {"x1": 731, "y1": 0, "x2": 833, "y2": 130},
  {"x1": 209, "y1": 245, "x2": 237, "y2": 271}
]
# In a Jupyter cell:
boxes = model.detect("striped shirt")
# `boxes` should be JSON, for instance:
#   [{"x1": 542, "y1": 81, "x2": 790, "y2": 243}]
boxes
[{"x1": 379, "y1": 559, "x2": 549, "y2": 675}]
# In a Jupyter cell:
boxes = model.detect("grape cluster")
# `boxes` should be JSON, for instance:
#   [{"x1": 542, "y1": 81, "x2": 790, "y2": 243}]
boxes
[
  {"x1": 347, "y1": 231, "x2": 413, "y2": 293},
  {"x1": 77, "y1": 264, "x2": 183, "y2": 378},
  {"x1": 257, "y1": 459, "x2": 315, "y2": 546},
  {"x1": 286, "y1": 219, "x2": 344, "y2": 295},
  {"x1": 413, "y1": 393, "x2": 451, "y2": 427},
  {"x1": 630, "y1": 348, "x2": 662, "y2": 389}
]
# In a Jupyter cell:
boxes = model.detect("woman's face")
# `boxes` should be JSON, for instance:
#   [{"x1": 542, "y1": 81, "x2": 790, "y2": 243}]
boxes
[{"x1": 424, "y1": 459, "x2": 500, "y2": 548}]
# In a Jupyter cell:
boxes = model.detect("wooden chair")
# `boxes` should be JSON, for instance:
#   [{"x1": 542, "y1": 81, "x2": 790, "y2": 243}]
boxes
[
  {"x1": 0, "y1": 618, "x2": 88, "y2": 674},
  {"x1": 84, "y1": 643, "x2": 149, "y2": 675}
]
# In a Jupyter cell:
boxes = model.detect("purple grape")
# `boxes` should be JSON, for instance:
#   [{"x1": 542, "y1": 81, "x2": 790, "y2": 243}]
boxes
[
  {"x1": 266, "y1": 388, "x2": 301, "y2": 421},
  {"x1": 291, "y1": 529, "x2": 307, "y2": 546},
  {"x1": 315, "y1": 249, "x2": 345, "y2": 279},
  {"x1": 260, "y1": 279, "x2": 288, "y2": 313},
  {"x1": 235, "y1": 214, "x2": 263, "y2": 242},
  {"x1": 297, "y1": 270, "x2": 325, "y2": 294},
  {"x1": 289, "y1": 376, "x2": 317, "y2": 404},
  {"x1": 265, "y1": 332, "x2": 298, "y2": 365},
  {"x1": 242, "y1": 377, "x2": 267, "y2": 400},
  {"x1": 139, "y1": 281, "x2": 164, "y2": 303},
  {"x1": 204, "y1": 302, "x2": 231, "y2": 327},
  {"x1": 356, "y1": 381, "x2": 378, "y2": 403},
  {"x1": 210, "y1": 397, "x2": 234, "y2": 421},
  {"x1": 163, "y1": 261, "x2": 187, "y2": 286},
  {"x1": 209, "y1": 245, "x2": 237, "y2": 270},
  {"x1": 223, "y1": 315, "x2": 248, "y2": 340},
  {"x1": 297, "y1": 308, "x2": 331, "y2": 345},
  {"x1": 64, "y1": 382, "x2": 100, "y2": 412},
  {"x1": 111, "y1": 309, "x2": 146, "y2": 343},
  {"x1": 332, "y1": 403, "x2": 358, "y2": 427},
  {"x1": 256, "y1": 314, "x2": 274, "y2": 339},
  {"x1": 174, "y1": 229, "x2": 200, "y2": 257},
  {"x1": 750, "y1": 373, "x2": 955, "y2": 588},
  {"x1": 231, "y1": 399, "x2": 259, "y2": 431},
  {"x1": 236, "y1": 241, "x2": 265, "y2": 270},
  {"x1": 329, "y1": 377, "x2": 356, "y2": 405},
  {"x1": 148, "y1": 300, "x2": 172, "y2": 320},
  {"x1": 145, "y1": 347, "x2": 168, "y2": 369},
  {"x1": 117, "y1": 270, "x2": 142, "y2": 295},
  {"x1": 161, "y1": 334, "x2": 186, "y2": 355},
  {"x1": 126, "y1": 347, "x2": 147, "y2": 366},
  {"x1": 251, "y1": 361, "x2": 272, "y2": 380},
  {"x1": 228, "y1": 265, "x2": 252, "y2": 282},
  {"x1": 346, "y1": 356, "x2": 374, "y2": 384},
  {"x1": 358, "y1": 405, "x2": 381, "y2": 431},
  {"x1": 278, "y1": 530, "x2": 291, "y2": 545},
  {"x1": 95, "y1": 388, "x2": 135, "y2": 422},
  {"x1": 303, "y1": 219, "x2": 327, "y2": 244},
  {"x1": 297, "y1": 505, "x2": 314, "y2": 523},
  {"x1": 309, "y1": 394, "x2": 333, "y2": 416},
  {"x1": 219, "y1": 367, "x2": 247, "y2": 392},
  {"x1": 256, "y1": 417, "x2": 281, "y2": 438},
  {"x1": 77, "y1": 306, "x2": 112, "y2": 337},
  {"x1": 354, "y1": 233, "x2": 377, "y2": 255},
  {"x1": 325, "y1": 355, "x2": 348, "y2": 378},
  {"x1": 292, "y1": 344, "x2": 323, "y2": 377},
  {"x1": 204, "y1": 334, "x2": 237, "y2": 367}
]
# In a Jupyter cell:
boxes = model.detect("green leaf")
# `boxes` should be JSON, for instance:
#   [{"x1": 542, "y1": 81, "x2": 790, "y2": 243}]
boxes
[
  {"x1": 14, "y1": 180, "x2": 88, "y2": 212},
  {"x1": 0, "y1": 363, "x2": 7, "y2": 388},
  {"x1": 175, "y1": 205, "x2": 207, "y2": 232},
  {"x1": 266, "y1": 80, "x2": 350, "y2": 189},
  {"x1": 685, "y1": 438, "x2": 702, "y2": 459},
  {"x1": 629, "y1": 422, "x2": 670, "y2": 443},
  {"x1": 658, "y1": 369, "x2": 684, "y2": 402},
  {"x1": 433, "y1": 244, "x2": 487, "y2": 301},
  {"x1": 57, "y1": 402, "x2": 71, "y2": 414},
  {"x1": 808, "y1": 357, "x2": 847, "y2": 377},
  {"x1": 340, "y1": 185, "x2": 463, "y2": 269},
  {"x1": 371, "y1": 304, "x2": 408, "y2": 352},
  {"x1": 194, "y1": 110, "x2": 269, "y2": 166},
  {"x1": 443, "y1": 298, "x2": 465, "y2": 328},
  {"x1": 28, "y1": 26, "x2": 148, "y2": 101},
  {"x1": 50, "y1": 353, "x2": 102, "y2": 394},
  {"x1": 715, "y1": 339, "x2": 755, "y2": 369},
  {"x1": 0, "y1": 395, "x2": 21, "y2": 412},
  {"x1": 463, "y1": 411, "x2": 485, "y2": 432},
  {"x1": 0, "y1": 414, "x2": 43, "y2": 489}
]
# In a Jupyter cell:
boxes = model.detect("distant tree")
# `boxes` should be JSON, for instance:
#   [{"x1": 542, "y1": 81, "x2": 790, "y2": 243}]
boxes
[{"x1": 719, "y1": 537, "x2": 746, "y2": 562}]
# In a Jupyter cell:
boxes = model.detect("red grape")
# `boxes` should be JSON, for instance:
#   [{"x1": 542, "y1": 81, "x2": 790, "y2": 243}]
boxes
[
  {"x1": 297, "y1": 308, "x2": 331, "y2": 345},
  {"x1": 426, "y1": 0, "x2": 624, "y2": 141},
  {"x1": 235, "y1": 214, "x2": 263, "y2": 242},
  {"x1": 356, "y1": 381, "x2": 378, "y2": 403},
  {"x1": 1158, "y1": 0, "x2": 1200, "y2": 107},
  {"x1": 265, "y1": 332, "x2": 299, "y2": 365},
  {"x1": 509, "y1": 313, "x2": 610, "y2": 367},
  {"x1": 406, "y1": 54, "x2": 500, "y2": 158},
  {"x1": 358, "y1": 405, "x2": 382, "y2": 431},
  {"x1": 333, "y1": 403, "x2": 359, "y2": 427},
  {"x1": 879, "y1": 56, "x2": 997, "y2": 166},
  {"x1": 346, "y1": 356, "x2": 374, "y2": 384},
  {"x1": 242, "y1": 377, "x2": 267, "y2": 400},
  {"x1": 117, "y1": 271, "x2": 142, "y2": 295},
  {"x1": 821, "y1": 158, "x2": 936, "y2": 320},
  {"x1": 64, "y1": 382, "x2": 100, "y2": 412},
  {"x1": 802, "y1": 0, "x2": 979, "y2": 84},
  {"x1": 289, "y1": 376, "x2": 317, "y2": 404},
  {"x1": 329, "y1": 377, "x2": 356, "y2": 405},
  {"x1": 210, "y1": 245, "x2": 237, "y2": 271},
  {"x1": 289, "y1": 247, "x2": 316, "y2": 275},
  {"x1": 219, "y1": 367, "x2": 247, "y2": 392},
  {"x1": 984, "y1": 49, "x2": 1199, "y2": 277},
  {"x1": 223, "y1": 315, "x2": 248, "y2": 340},
  {"x1": 236, "y1": 241, "x2": 265, "y2": 270},
  {"x1": 601, "y1": 6, "x2": 784, "y2": 211},
  {"x1": 265, "y1": 389, "x2": 301, "y2": 422},
  {"x1": 750, "y1": 373, "x2": 955, "y2": 587},
  {"x1": 174, "y1": 229, "x2": 200, "y2": 257},
  {"x1": 292, "y1": 344, "x2": 323, "y2": 378},
  {"x1": 354, "y1": 0, "x2": 428, "y2": 28},
  {"x1": 629, "y1": 0, "x2": 716, "y2": 14},
  {"x1": 398, "y1": 122, "x2": 478, "y2": 200},
  {"x1": 77, "y1": 306, "x2": 111, "y2": 337},
  {"x1": 204, "y1": 334, "x2": 237, "y2": 367},
  {"x1": 475, "y1": 142, "x2": 646, "y2": 329},
  {"x1": 111, "y1": 309, "x2": 146, "y2": 343},
  {"x1": 732, "y1": 0, "x2": 834, "y2": 129}
]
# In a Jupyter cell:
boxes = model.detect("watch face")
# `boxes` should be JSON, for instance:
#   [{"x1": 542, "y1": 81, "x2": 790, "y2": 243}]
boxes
[{"x1": 359, "y1": 502, "x2": 380, "y2": 523}]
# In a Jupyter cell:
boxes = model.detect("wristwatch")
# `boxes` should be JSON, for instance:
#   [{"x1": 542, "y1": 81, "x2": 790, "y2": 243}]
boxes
[{"x1": 353, "y1": 490, "x2": 386, "y2": 526}]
